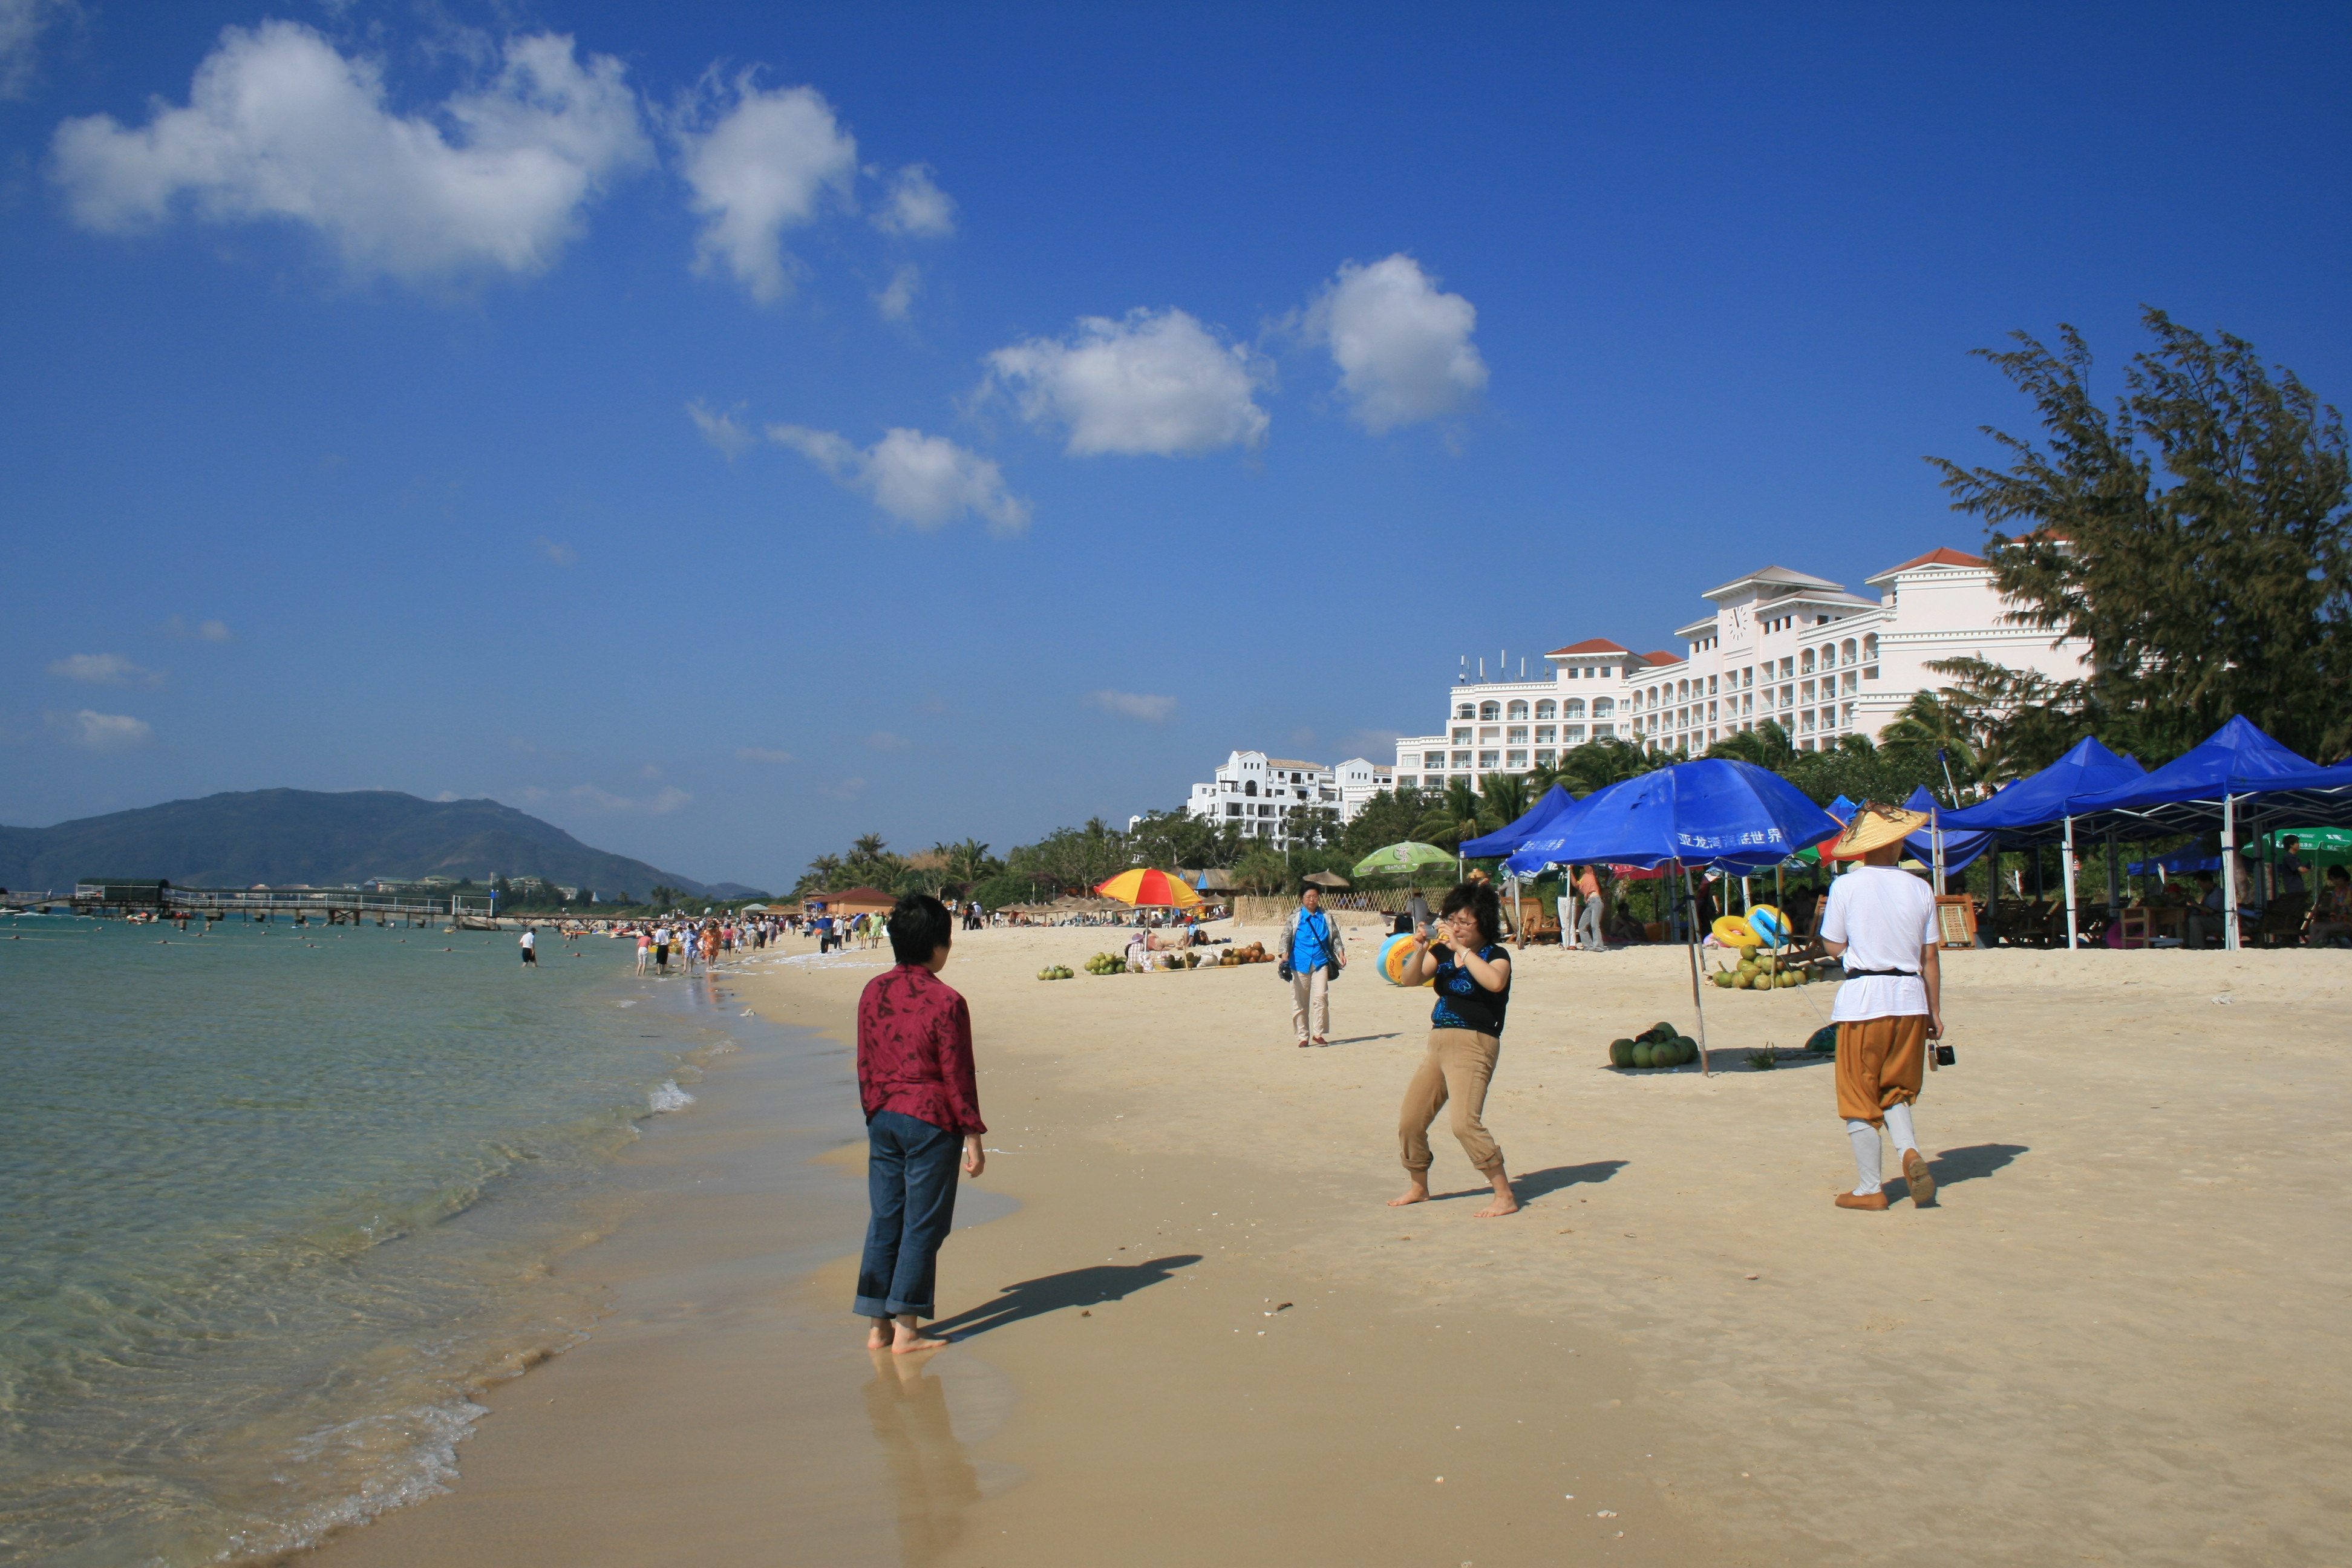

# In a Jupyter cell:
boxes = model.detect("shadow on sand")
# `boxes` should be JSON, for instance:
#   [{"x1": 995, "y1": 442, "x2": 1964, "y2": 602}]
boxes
[
  {"x1": 930, "y1": 1255, "x2": 1203, "y2": 1340},
  {"x1": 1427, "y1": 1159, "x2": 1628, "y2": 1206},
  {"x1": 1918, "y1": 1142, "x2": 2028, "y2": 1190}
]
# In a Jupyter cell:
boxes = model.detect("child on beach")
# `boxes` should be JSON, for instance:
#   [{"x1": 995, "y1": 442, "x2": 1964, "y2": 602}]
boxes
[
  {"x1": 1388, "y1": 883, "x2": 1518, "y2": 1218},
  {"x1": 854, "y1": 894, "x2": 986, "y2": 1354}
]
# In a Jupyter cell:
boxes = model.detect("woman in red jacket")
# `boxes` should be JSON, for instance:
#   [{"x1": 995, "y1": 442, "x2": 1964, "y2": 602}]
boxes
[{"x1": 855, "y1": 894, "x2": 987, "y2": 1353}]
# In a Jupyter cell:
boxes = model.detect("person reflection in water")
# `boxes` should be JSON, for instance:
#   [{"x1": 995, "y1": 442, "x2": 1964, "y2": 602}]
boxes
[{"x1": 863, "y1": 1356, "x2": 982, "y2": 1563}]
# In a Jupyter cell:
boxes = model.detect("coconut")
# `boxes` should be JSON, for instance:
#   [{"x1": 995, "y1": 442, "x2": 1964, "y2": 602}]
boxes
[
  {"x1": 1711, "y1": 971, "x2": 1735, "y2": 988},
  {"x1": 1806, "y1": 1025, "x2": 1840, "y2": 1053},
  {"x1": 1610, "y1": 1038, "x2": 1636, "y2": 1068},
  {"x1": 1632, "y1": 1041, "x2": 1656, "y2": 1069}
]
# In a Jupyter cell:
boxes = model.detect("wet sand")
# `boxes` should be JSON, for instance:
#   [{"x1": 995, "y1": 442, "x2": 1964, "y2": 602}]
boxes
[{"x1": 305, "y1": 925, "x2": 2351, "y2": 1567}]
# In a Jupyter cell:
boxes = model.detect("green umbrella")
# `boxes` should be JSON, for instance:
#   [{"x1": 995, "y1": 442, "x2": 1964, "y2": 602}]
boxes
[{"x1": 1353, "y1": 841, "x2": 1457, "y2": 878}]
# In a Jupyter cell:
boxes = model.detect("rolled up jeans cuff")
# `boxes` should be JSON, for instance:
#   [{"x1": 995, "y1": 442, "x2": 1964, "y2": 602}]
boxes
[{"x1": 854, "y1": 1293, "x2": 934, "y2": 1319}]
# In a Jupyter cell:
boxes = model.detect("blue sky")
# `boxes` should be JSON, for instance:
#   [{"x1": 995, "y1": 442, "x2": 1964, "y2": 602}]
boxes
[{"x1": 3, "y1": 1, "x2": 2347, "y2": 891}]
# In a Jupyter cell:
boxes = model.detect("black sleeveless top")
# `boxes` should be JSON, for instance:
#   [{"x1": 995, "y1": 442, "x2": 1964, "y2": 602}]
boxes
[{"x1": 1429, "y1": 942, "x2": 1510, "y2": 1037}]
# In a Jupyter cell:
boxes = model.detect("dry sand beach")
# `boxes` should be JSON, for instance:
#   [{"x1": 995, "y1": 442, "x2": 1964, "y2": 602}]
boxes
[{"x1": 307, "y1": 921, "x2": 2351, "y2": 1568}]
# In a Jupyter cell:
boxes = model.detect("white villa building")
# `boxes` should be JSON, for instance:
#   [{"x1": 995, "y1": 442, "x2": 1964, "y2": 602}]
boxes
[
  {"x1": 1178, "y1": 751, "x2": 1396, "y2": 845},
  {"x1": 1392, "y1": 547, "x2": 2088, "y2": 791}
]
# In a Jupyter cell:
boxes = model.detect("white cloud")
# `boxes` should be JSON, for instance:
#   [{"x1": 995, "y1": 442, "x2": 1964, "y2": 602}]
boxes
[
  {"x1": 1299, "y1": 254, "x2": 1488, "y2": 433},
  {"x1": 160, "y1": 615, "x2": 233, "y2": 641},
  {"x1": 687, "y1": 399, "x2": 756, "y2": 459},
  {"x1": 873, "y1": 262, "x2": 920, "y2": 322},
  {"x1": 1084, "y1": 690, "x2": 1176, "y2": 723},
  {"x1": 569, "y1": 783, "x2": 691, "y2": 814},
  {"x1": 1, "y1": 0, "x2": 73, "y2": 99},
  {"x1": 56, "y1": 709, "x2": 151, "y2": 750},
  {"x1": 49, "y1": 22, "x2": 649, "y2": 283},
  {"x1": 769, "y1": 424, "x2": 1030, "y2": 534},
  {"x1": 982, "y1": 308, "x2": 1269, "y2": 457},
  {"x1": 737, "y1": 746, "x2": 794, "y2": 764},
  {"x1": 47, "y1": 652, "x2": 160, "y2": 687},
  {"x1": 674, "y1": 75, "x2": 857, "y2": 302},
  {"x1": 534, "y1": 535, "x2": 577, "y2": 566},
  {"x1": 871, "y1": 162, "x2": 955, "y2": 237}
]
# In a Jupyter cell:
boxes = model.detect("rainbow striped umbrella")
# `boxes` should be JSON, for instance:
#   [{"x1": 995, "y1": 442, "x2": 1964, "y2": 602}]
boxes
[{"x1": 1096, "y1": 867, "x2": 1204, "y2": 908}]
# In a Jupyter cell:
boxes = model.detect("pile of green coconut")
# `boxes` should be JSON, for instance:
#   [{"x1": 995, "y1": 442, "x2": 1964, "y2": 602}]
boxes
[
  {"x1": 1711, "y1": 949, "x2": 1815, "y2": 989},
  {"x1": 1609, "y1": 1023, "x2": 1699, "y2": 1070}
]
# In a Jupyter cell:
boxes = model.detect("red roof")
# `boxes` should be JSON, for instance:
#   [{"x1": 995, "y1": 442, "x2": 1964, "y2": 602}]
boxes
[
  {"x1": 1881, "y1": 546, "x2": 1986, "y2": 573},
  {"x1": 1546, "y1": 638, "x2": 1629, "y2": 658},
  {"x1": 1639, "y1": 650, "x2": 1681, "y2": 667}
]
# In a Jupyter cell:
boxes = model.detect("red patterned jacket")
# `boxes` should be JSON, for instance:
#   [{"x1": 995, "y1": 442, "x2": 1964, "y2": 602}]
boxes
[{"x1": 855, "y1": 964, "x2": 986, "y2": 1135}]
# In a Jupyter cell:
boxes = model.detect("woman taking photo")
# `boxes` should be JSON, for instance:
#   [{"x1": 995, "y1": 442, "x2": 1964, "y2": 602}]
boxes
[{"x1": 1388, "y1": 883, "x2": 1517, "y2": 1218}]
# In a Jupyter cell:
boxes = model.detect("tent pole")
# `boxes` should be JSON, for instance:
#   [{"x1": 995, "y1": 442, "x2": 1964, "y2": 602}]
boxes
[
  {"x1": 2063, "y1": 816, "x2": 2078, "y2": 950},
  {"x1": 1932, "y1": 806, "x2": 1946, "y2": 895},
  {"x1": 2223, "y1": 793, "x2": 2239, "y2": 952},
  {"x1": 1684, "y1": 864, "x2": 1711, "y2": 1077},
  {"x1": 2105, "y1": 831, "x2": 2120, "y2": 926}
]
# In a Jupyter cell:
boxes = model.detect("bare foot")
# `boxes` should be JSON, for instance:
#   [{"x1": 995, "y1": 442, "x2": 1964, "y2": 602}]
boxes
[
  {"x1": 1474, "y1": 1174, "x2": 1519, "y2": 1218},
  {"x1": 892, "y1": 1332, "x2": 953, "y2": 1355},
  {"x1": 1387, "y1": 1181, "x2": 1431, "y2": 1207},
  {"x1": 866, "y1": 1321, "x2": 891, "y2": 1351}
]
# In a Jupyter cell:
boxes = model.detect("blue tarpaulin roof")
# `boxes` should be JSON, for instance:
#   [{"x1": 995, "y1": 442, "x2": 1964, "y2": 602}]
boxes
[
  {"x1": 1460, "y1": 783, "x2": 1579, "y2": 858},
  {"x1": 1502, "y1": 759, "x2": 1841, "y2": 875},
  {"x1": 1901, "y1": 785, "x2": 1993, "y2": 872},
  {"x1": 1936, "y1": 737, "x2": 2147, "y2": 845},
  {"x1": 2064, "y1": 716, "x2": 2352, "y2": 832}
]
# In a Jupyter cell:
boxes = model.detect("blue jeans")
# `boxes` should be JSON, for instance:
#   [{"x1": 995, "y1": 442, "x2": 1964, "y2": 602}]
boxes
[{"x1": 854, "y1": 1111, "x2": 962, "y2": 1319}]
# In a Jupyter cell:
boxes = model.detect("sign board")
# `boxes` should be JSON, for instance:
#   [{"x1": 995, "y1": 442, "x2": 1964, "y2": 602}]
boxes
[{"x1": 1934, "y1": 894, "x2": 1978, "y2": 949}]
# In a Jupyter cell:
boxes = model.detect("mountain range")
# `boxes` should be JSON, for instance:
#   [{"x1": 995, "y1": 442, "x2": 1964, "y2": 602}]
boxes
[{"x1": 0, "y1": 789, "x2": 751, "y2": 900}]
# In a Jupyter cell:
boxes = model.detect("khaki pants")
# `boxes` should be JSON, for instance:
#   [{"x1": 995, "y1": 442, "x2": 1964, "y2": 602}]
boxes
[
  {"x1": 1289, "y1": 965, "x2": 1330, "y2": 1042},
  {"x1": 1399, "y1": 1028, "x2": 1504, "y2": 1175},
  {"x1": 1834, "y1": 1014, "x2": 1928, "y2": 1125}
]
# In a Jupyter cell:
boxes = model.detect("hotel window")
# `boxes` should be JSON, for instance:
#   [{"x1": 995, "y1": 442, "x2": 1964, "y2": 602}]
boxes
[
  {"x1": 1842, "y1": 671, "x2": 1858, "y2": 695},
  {"x1": 1506, "y1": 725, "x2": 1529, "y2": 743},
  {"x1": 1535, "y1": 700, "x2": 1556, "y2": 719},
  {"x1": 1563, "y1": 725, "x2": 1586, "y2": 743},
  {"x1": 1506, "y1": 750, "x2": 1528, "y2": 768},
  {"x1": 1423, "y1": 752, "x2": 1445, "y2": 768},
  {"x1": 1708, "y1": 676, "x2": 1718, "y2": 695},
  {"x1": 1800, "y1": 680, "x2": 1815, "y2": 703},
  {"x1": 1742, "y1": 693, "x2": 1754, "y2": 715},
  {"x1": 1843, "y1": 703, "x2": 1857, "y2": 729},
  {"x1": 1396, "y1": 776, "x2": 1417, "y2": 790},
  {"x1": 1780, "y1": 658, "x2": 1795, "y2": 679},
  {"x1": 1479, "y1": 702, "x2": 1501, "y2": 720},
  {"x1": 1592, "y1": 697, "x2": 1615, "y2": 717},
  {"x1": 1800, "y1": 648, "x2": 1815, "y2": 675},
  {"x1": 1225, "y1": 803, "x2": 1241, "y2": 817},
  {"x1": 1477, "y1": 750, "x2": 1500, "y2": 769},
  {"x1": 1593, "y1": 723, "x2": 1613, "y2": 738},
  {"x1": 1506, "y1": 701, "x2": 1529, "y2": 720},
  {"x1": 1534, "y1": 725, "x2": 1555, "y2": 743},
  {"x1": 1534, "y1": 748, "x2": 1555, "y2": 765},
  {"x1": 1452, "y1": 751, "x2": 1472, "y2": 768},
  {"x1": 1800, "y1": 711, "x2": 1815, "y2": 733},
  {"x1": 1563, "y1": 699, "x2": 1586, "y2": 719},
  {"x1": 1707, "y1": 701, "x2": 1717, "y2": 722},
  {"x1": 1452, "y1": 727, "x2": 1471, "y2": 744}
]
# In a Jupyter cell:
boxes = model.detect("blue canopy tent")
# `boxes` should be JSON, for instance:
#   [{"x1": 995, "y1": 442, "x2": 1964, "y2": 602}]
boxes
[
  {"x1": 2056, "y1": 717, "x2": 2352, "y2": 950},
  {"x1": 1936, "y1": 737, "x2": 2149, "y2": 950},
  {"x1": 1501, "y1": 760, "x2": 1842, "y2": 1076},
  {"x1": 2126, "y1": 846, "x2": 2221, "y2": 877},
  {"x1": 1460, "y1": 783, "x2": 1579, "y2": 858},
  {"x1": 1900, "y1": 785, "x2": 1992, "y2": 876}
]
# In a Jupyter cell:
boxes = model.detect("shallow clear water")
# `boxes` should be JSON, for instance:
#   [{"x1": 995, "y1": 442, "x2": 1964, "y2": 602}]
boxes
[{"x1": 0, "y1": 915, "x2": 739, "y2": 1566}]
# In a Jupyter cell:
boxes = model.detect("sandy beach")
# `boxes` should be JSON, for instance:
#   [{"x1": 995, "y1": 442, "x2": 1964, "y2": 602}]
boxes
[{"x1": 305, "y1": 921, "x2": 2351, "y2": 1568}]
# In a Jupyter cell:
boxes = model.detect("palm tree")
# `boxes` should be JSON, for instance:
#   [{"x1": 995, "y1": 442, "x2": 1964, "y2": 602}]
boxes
[
  {"x1": 1412, "y1": 778, "x2": 1494, "y2": 848},
  {"x1": 1705, "y1": 721, "x2": 1797, "y2": 771},
  {"x1": 851, "y1": 832, "x2": 889, "y2": 863},
  {"x1": 1555, "y1": 739, "x2": 1658, "y2": 796},
  {"x1": 1478, "y1": 773, "x2": 1533, "y2": 829},
  {"x1": 1878, "y1": 690, "x2": 1981, "y2": 797}
]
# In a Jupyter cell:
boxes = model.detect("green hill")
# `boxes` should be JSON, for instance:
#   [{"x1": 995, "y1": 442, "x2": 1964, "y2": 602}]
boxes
[{"x1": 0, "y1": 789, "x2": 717, "y2": 900}]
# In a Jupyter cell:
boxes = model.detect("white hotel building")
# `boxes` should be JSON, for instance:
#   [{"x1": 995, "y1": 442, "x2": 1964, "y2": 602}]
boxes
[
  {"x1": 1391, "y1": 548, "x2": 2088, "y2": 791},
  {"x1": 1177, "y1": 751, "x2": 1396, "y2": 846}
]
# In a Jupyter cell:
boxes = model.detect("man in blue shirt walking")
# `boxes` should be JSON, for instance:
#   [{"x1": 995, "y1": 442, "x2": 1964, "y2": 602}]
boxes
[{"x1": 1282, "y1": 884, "x2": 1347, "y2": 1047}]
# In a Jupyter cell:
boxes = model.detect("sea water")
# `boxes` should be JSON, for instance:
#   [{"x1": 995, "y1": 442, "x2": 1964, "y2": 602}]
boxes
[{"x1": 0, "y1": 914, "x2": 742, "y2": 1566}]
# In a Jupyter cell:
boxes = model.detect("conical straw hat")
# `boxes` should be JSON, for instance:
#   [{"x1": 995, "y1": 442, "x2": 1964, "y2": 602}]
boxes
[{"x1": 1826, "y1": 801, "x2": 1930, "y2": 859}]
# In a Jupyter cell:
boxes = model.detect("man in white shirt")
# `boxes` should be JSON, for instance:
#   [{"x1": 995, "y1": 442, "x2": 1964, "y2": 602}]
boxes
[
  {"x1": 1820, "y1": 803, "x2": 1943, "y2": 1210},
  {"x1": 519, "y1": 926, "x2": 538, "y2": 967}
]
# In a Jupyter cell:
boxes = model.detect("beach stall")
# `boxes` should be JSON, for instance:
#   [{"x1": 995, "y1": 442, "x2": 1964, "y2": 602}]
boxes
[
  {"x1": 1939, "y1": 737, "x2": 2148, "y2": 947},
  {"x1": 1502, "y1": 759, "x2": 1840, "y2": 1075}
]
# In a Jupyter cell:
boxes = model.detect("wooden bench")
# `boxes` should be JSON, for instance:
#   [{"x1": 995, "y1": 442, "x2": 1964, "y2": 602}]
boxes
[{"x1": 1514, "y1": 895, "x2": 1561, "y2": 946}]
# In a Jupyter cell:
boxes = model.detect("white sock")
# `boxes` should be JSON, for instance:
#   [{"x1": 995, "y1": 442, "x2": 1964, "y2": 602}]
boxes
[
  {"x1": 1884, "y1": 1101, "x2": 1918, "y2": 1155},
  {"x1": 1846, "y1": 1120, "x2": 1882, "y2": 1194}
]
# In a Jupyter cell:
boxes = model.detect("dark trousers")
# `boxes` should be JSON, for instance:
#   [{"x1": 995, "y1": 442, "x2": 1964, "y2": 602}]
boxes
[{"x1": 855, "y1": 1111, "x2": 962, "y2": 1319}]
